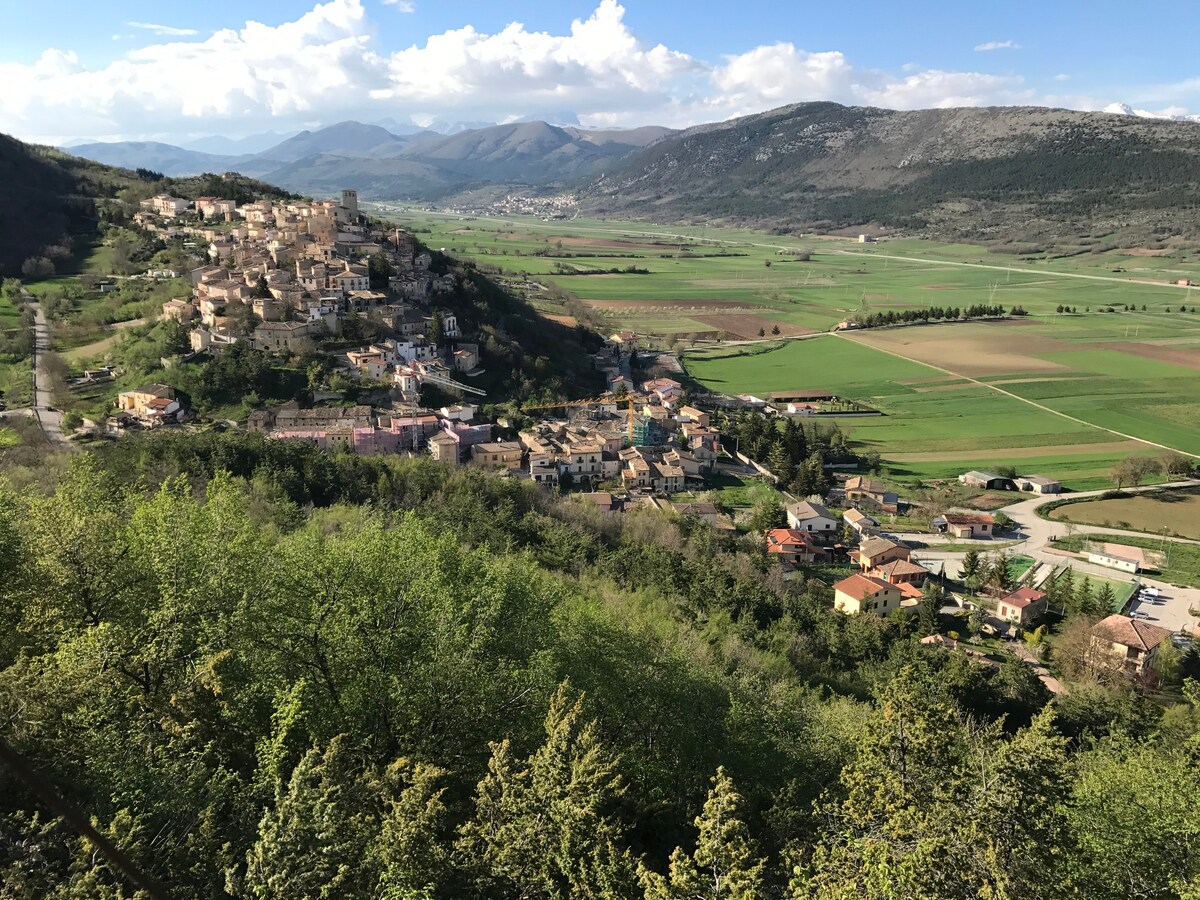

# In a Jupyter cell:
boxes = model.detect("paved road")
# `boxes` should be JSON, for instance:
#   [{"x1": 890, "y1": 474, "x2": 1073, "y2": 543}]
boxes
[{"x1": 26, "y1": 299, "x2": 69, "y2": 448}]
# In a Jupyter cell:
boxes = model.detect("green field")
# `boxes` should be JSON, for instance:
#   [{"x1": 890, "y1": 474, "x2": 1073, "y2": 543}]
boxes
[
  {"x1": 683, "y1": 336, "x2": 1193, "y2": 489},
  {"x1": 1049, "y1": 489, "x2": 1200, "y2": 541},
  {"x1": 373, "y1": 208, "x2": 1200, "y2": 340}
]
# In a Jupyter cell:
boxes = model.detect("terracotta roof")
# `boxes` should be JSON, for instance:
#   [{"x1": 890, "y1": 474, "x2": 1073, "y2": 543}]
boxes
[
  {"x1": 1090, "y1": 614, "x2": 1171, "y2": 652},
  {"x1": 1000, "y1": 586, "x2": 1047, "y2": 608},
  {"x1": 858, "y1": 536, "x2": 906, "y2": 558},
  {"x1": 834, "y1": 573, "x2": 895, "y2": 601},
  {"x1": 942, "y1": 511, "x2": 996, "y2": 526},
  {"x1": 766, "y1": 528, "x2": 814, "y2": 552},
  {"x1": 844, "y1": 508, "x2": 874, "y2": 524},
  {"x1": 846, "y1": 476, "x2": 887, "y2": 494},
  {"x1": 874, "y1": 558, "x2": 929, "y2": 578}
]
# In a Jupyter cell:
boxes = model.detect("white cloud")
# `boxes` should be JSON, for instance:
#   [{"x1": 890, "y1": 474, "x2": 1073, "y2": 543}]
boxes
[
  {"x1": 382, "y1": 0, "x2": 415, "y2": 11},
  {"x1": 1054, "y1": 73, "x2": 1070, "y2": 82},
  {"x1": 974, "y1": 40, "x2": 1021, "y2": 51},
  {"x1": 0, "y1": 0, "x2": 1194, "y2": 144},
  {"x1": 125, "y1": 21, "x2": 199, "y2": 37}
]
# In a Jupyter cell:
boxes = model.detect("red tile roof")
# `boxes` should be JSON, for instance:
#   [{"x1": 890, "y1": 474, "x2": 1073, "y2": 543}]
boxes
[
  {"x1": 833, "y1": 573, "x2": 895, "y2": 601},
  {"x1": 1000, "y1": 586, "x2": 1047, "y2": 609},
  {"x1": 1090, "y1": 614, "x2": 1172, "y2": 652},
  {"x1": 943, "y1": 511, "x2": 995, "y2": 525}
]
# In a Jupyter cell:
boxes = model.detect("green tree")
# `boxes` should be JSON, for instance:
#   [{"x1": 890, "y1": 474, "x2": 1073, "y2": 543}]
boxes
[
  {"x1": 960, "y1": 549, "x2": 981, "y2": 584},
  {"x1": 243, "y1": 735, "x2": 381, "y2": 900},
  {"x1": 457, "y1": 682, "x2": 638, "y2": 899},
  {"x1": 747, "y1": 498, "x2": 786, "y2": 534},
  {"x1": 372, "y1": 759, "x2": 452, "y2": 899},
  {"x1": 642, "y1": 767, "x2": 765, "y2": 900}
]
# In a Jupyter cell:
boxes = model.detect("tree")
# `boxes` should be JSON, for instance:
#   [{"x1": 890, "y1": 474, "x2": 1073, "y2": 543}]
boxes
[
  {"x1": 1152, "y1": 636, "x2": 1183, "y2": 685},
  {"x1": 430, "y1": 313, "x2": 444, "y2": 347},
  {"x1": 642, "y1": 767, "x2": 765, "y2": 900},
  {"x1": 747, "y1": 497, "x2": 786, "y2": 534},
  {"x1": 771, "y1": 324, "x2": 781, "y2": 336},
  {"x1": 1162, "y1": 452, "x2": 1194, "y2": 477},
  {"x1": 757, "y1": 328, "x2": 765, "y2": 337},
  {"x1": 960, "y1": 549, "x2": 981, "y2": 584},
  {"x1": 243, "y1": 736, "x2": 381, "y2": 900},
  {"x1": 254, "y1": 273, "x2": 271, "y2": 299},
  {"x1": 372, "y1": 759, "x2": 452, "y2": 898},
  {"x1": 1113, "y1": 456, "x2": 1161, "y2": 489},
  {"x1": 457, "y1": 682, "x2": 638, "y2": 898},
  {"x1": 766, "y1": 441, "x2": 795, "y2": 485},
  {"x1": 990, "y1": 550, "x2": 1015, "y2": 594},
  {"x1": 1095, "y1": 581, "x2": 1115, "y2": 616}
]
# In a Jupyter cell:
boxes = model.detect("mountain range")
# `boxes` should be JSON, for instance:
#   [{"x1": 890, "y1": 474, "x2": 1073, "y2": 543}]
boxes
[
  {"x1": 67, "y1": 120, "x2": 676, "y2": 197},
  {"x1": 52, "y1": 102, "x2": 1200, "y2": 241},
  {"x1": 580, "y1": 102, "x2": 1200, "y2": 240}
]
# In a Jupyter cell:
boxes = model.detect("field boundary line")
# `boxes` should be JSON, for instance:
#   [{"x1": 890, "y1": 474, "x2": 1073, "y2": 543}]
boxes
[{"x1": 834, "y1": 332, "x2": 1200, "y2": 460}]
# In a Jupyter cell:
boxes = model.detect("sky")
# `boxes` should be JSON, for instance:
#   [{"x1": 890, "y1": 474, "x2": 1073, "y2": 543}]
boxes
[{"x1": 3, "y1": 0, "x2": 1200, "y2": 145}]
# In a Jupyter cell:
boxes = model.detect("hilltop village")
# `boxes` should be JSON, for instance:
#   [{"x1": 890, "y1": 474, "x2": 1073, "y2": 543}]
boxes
[{"x1": 114, "y1": 188, "x2": 728, "y2": 498}]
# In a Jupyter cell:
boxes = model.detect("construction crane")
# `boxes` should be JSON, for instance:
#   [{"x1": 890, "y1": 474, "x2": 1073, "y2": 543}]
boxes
[{"x1": 522, "y1": 395, "x2": 639, "y2": 445}]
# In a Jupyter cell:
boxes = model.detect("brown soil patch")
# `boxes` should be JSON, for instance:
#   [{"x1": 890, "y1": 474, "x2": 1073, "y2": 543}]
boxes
[
  {"x1": 968, "y1": 493, "x2": 1019, "y2": 510},
  {"x1": 986, "y1": 375, "x2": 1094, "y2": 386},
  {"x1": 1104, "y1": 341, "x2": 1200, "y2": 372},
  {"x1": 898, "y1": 376, "x2": 964, "y2": 385},
  {"x1": 886, "y1": 440, "x2": 1146, "y2": 463},
  {"x1": 541, "y1": 313, "x2": 578, "y2": 327},
  {"x1": 580, "y1": 298, "x2": 754, "y2": 310},
  {"x1": 848, "y1": 322, "x2": 1075, "y2": 377},
  {"x1": 1121, "y1": 248, "x2": 1176, "y2": 257},
  {"x1": 692, "y1": 315, "x2": 815, "y2": 340}
]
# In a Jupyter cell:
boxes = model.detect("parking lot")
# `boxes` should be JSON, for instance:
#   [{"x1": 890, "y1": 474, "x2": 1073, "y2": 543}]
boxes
[{"x1": 1126, "y1": 579, "x2": 1200, "y2": 635}]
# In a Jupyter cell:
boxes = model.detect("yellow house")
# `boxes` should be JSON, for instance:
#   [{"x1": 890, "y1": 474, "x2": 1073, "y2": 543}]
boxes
[
  {"x1": 470, "y1": 442, "x2": 523, "y2": 469},
  {"x1": 1089, "y1": 614, "x2": 1172, "y2": 675},
  {"x1": 833, "y1": 573, "x2": 904, "y2": 617}
]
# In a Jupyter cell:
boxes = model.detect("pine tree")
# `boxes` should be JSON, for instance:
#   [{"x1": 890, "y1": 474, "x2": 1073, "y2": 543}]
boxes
[
  {"x1": 961, "y1": 549, "x2": 981, "y2": 582},
  {"x1": 991, "y1": 550, "x2": 1015, "y2": 593},
  {"x1": 458, "y1": 682, "x2": 638, "y2": 899},
  {"x1": 243, "y1": 736, "x2": 381, "y2": 900},
  {"x1": 1095, "y1": 582, "x2": 1115, "y2": 616},
  {"x1": 642, "y1": 767, "x2": 765, "y2": 900},
  {"x1": 372, "y1": 759, "x2": 451, "y2": 898},
  {"x1": 766, "y1": 441, "x2": 795, "y2": 486},
  {"x1": 1074, "y1": 576, "x2": 1093, "y2": 617}
]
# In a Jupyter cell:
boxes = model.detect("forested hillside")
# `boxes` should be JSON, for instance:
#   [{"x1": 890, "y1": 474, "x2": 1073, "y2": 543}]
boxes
[
  {"x1": 1, "y1": 432, "x2": 1198, "y2": 898},
  {"x1": 581, "y1": 102, "x2": 1200, "y2": 241},
  {"x1": 0, "y1": 131, "x2": 301, "y2": 278},
  {"x1": 0, "y1": 135, "x2": 109, "y2": 278}
]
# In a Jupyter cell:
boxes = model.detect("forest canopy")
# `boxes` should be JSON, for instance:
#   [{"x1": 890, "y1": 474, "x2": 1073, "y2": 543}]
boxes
[{"x1": 0, "y1": 432, "x2": 1198, "y2": 898}]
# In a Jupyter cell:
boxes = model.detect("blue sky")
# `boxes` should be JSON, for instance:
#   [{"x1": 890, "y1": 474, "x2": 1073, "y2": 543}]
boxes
[{"x1": 2, "y1": 0, "x2": 1198, "y2": 144}]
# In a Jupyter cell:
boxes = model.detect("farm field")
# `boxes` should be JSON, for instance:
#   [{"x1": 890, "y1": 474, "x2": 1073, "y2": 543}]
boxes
[
  {"x1": 374, "y1": 208, "x2": 1200, "y2": 340},
  {"x1": 683, "y1": 335, "x2": 1197, "y2": 490},
  {"x1": 1048, "y1": 488, "x2": 1200, "y2": 541}
]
